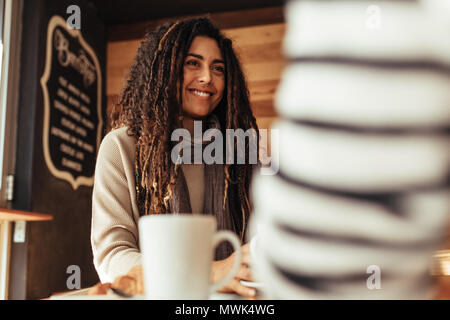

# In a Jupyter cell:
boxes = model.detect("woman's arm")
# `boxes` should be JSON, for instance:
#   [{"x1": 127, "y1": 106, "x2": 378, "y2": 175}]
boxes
[{"x1": 90, "y1": 128, "x2": 142, "y2": 283}]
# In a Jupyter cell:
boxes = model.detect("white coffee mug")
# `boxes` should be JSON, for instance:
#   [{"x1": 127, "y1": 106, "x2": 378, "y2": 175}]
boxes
[{"x1": 138, "y1": 214, "x2": 242, "y2": 299}]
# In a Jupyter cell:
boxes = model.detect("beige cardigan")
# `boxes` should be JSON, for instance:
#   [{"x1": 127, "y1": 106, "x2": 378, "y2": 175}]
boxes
[{"x1": 91, "y1": 127, "x2": 204, "y2": 283}]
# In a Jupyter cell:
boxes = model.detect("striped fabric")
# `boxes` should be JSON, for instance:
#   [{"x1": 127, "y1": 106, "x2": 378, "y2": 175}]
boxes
[{"x1": 249, "y1": 0, "x2": 450, "y2": 299}]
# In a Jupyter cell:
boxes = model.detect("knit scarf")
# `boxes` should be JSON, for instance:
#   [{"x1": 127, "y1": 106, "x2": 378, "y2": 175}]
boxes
[{"x1": 135, "y1": 115, "x2": 238, "y2": 260}]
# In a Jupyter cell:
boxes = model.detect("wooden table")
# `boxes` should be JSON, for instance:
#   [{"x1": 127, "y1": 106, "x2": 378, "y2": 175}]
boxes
[{"x1": 0, "y1": 208, "x2": 53, "y2": 221}]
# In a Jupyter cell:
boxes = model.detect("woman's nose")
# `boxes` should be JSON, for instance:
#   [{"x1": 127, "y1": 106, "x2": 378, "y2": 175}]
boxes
[{"x1": 198, "y1": 66, "x2": 212, "y2": 84}]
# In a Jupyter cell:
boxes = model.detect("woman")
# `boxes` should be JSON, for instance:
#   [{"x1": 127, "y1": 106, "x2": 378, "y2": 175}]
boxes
[{"x1": 91, "y1": 17, "x2": 259, "y2": 297}]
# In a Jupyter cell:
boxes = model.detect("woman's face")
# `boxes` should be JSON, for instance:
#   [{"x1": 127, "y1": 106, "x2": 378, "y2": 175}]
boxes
[{"x1": 181, "y1": 36, "x2": 225, "y2": 119}]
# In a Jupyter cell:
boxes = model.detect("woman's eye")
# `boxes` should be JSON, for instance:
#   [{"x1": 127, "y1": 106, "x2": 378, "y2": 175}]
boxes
[
  {"x1": 212, "y1": 65, "x2": 225, "y2": 73},
  {"x1": 186, "y1": 60, "x2": 199, "y2": 67}
]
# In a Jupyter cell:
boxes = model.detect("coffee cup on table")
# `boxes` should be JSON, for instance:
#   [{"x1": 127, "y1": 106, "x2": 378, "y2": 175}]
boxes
[{"x1": 138, "y1": 214, "x2": 242, "y2": 299}]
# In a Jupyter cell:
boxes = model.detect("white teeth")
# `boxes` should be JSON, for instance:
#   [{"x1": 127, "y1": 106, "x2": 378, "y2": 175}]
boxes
[{"x1": 192, "y1": 90, "x2": 211, "y2": 97}]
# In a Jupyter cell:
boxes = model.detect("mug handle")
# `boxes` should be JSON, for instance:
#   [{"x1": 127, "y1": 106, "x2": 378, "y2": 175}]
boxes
[{"x1": 209, "y1": 230, "x2": 242, "y2": 294}]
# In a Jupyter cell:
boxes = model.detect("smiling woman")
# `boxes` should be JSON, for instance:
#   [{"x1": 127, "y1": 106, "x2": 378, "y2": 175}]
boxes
[{"x1": 91, "y1": 17, "x2": 259, "y2": 298}]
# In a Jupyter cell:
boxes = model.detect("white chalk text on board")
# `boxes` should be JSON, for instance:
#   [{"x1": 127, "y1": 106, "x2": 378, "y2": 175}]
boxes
[{"x1": 40, "y1": 15, "x2": 103, "y2": 190}]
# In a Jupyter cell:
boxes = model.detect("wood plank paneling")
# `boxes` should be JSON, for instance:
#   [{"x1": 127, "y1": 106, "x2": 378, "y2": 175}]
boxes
[
  {"x1": 249, "y1": 80, "x2": 280, "y2": 103},
  {"x1": 251, "y1": 100, "x2": 277, "y2": 118},
  {"x1": 233, "y1": 42, "x2": 284, "y2": 64},
  {"x1": 243, "y1": 61, "x2": 285, "y2": 83},
  {"x1": 223, "y1": 23, "x2": 285, "y2": 47},
  {"x1": 106, "y1": 40, "x2": 140, "y2": 96}
]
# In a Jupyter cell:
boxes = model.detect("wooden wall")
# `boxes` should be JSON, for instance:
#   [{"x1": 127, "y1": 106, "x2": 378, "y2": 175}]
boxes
[{"x1": 105, "y1": 7, "x2": 285, "y2": 147}]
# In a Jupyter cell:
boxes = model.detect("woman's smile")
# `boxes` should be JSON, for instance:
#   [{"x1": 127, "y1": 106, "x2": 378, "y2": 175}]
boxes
[{"x1": 188, "y1": 88, "x2": 214, "y2": 99}]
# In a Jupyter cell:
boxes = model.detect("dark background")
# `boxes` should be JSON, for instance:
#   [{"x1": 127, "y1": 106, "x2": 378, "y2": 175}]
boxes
[{"x1": 88, "y1": 0, "x2": 284, "y2": 26}]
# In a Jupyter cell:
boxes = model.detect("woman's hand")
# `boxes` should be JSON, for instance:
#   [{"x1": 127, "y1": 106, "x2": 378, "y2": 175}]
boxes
[
  {"x1": 88, "y1": 265, "x2": 145, "y2": 296},
  {"x1": 211, "y1": 243, "x2": 256, "y2": 297},
  {"x1": 112, "y1": 265, "x2": 145, "y2": 296}
]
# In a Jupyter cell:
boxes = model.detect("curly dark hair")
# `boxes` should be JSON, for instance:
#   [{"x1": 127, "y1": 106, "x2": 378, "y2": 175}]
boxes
[{"x1": 110, "y1": 17, "x2": 259, "y2": 241}]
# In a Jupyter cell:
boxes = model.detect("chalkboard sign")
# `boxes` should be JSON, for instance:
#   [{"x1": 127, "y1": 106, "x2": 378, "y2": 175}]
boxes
[{"x1": 40, "y1": 15, "x2": 103, "y2": 190}]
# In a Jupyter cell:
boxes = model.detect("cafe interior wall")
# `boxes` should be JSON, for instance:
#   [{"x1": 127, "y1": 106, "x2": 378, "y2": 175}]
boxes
[{"x1": 9, "y1": 0, "x2": 106, "y2": 299}]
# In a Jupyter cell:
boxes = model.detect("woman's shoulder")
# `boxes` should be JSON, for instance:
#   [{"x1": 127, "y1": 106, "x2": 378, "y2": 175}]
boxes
[
  {"x1": 97, "y1": 126, "x2": 137, "y2": 163},
  {"x1": 101, "y1": 126, "x2": 136, "y2": 148}
]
